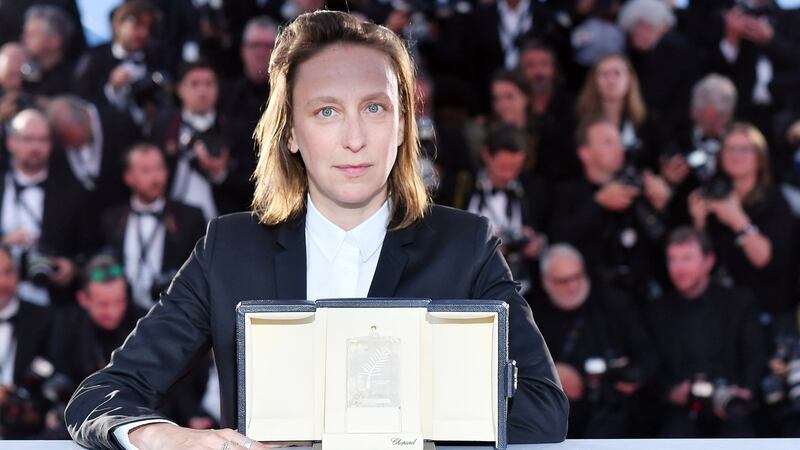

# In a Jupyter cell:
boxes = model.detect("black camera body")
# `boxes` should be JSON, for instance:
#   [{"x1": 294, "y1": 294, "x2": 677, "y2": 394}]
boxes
[
  {"x1": 0, "y1": 358, "x2": 74, "y2": 438},
  {"x1": 689, "y1": 376, "x2": 752, "y2": 420},
  {"x1": 614, "y1": 165, "x2": 667, "y2": 241},
  {"x1": 130, "y1": 70, "x2": 171, "y2": 110},
  {"x1": 21, "y1": 250, "x2": 56, "y2": 286},
  {"x1": 583, "y1": 352, "x2": 643, "y2": 404},
  {"x1": 762, "y1": 336, "x2": 800, "y2": 408}
]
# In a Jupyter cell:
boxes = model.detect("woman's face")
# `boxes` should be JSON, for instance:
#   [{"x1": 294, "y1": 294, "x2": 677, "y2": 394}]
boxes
[
  {"x1": 491, "y1": 80, "x2": 528, "y2": 126},
  {"x1": 595, "y1": 57, "x2": 630, "y2": 102},
  {"x1": 290, "y1": 44, "x2": 404, "y2": 216},
  {"x1": 721, "y1": 131, "x2": 759, "y2": 180}
]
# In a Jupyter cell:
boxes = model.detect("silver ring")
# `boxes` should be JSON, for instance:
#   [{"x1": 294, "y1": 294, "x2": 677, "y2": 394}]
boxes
[
  {"x1": 241, "y1": 438, "x2": 256, "y2": 449},
  {"x1": 221, "y1": 441, "x2": 236, "y2": 450}
]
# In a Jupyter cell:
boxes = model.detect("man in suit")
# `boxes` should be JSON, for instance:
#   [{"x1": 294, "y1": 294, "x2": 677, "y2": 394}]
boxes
[
  {"x1": 71, "y1": 0, "x2": 161, "y2": 123},
  {"x1": 154, "y1": 60, "x2": 252, "y2": 221},
  {"x1": 20, "y1": 4, "x2": 76, "y2": 99},
  {"x1": 47, "y1": 95, "x2": 141, "y2": 212},
  {"x1": 49, "y1": 254, "x2": 146, "y2": 391},
  {"x1": 647, "y1": 226, "x2": 765, "y2": 437},
  {"x1": 0, "y1": 109, "x2": 92, "y2": 306},
  {"x1": 65, "y1": 11, "x2": 567, "y2": 449},
  {"x1": 100, "y1": 143, "x2": 206, "y2": 309},
  {"x1": 0, "y1": 245, "x2": 53, "y2": 438}
]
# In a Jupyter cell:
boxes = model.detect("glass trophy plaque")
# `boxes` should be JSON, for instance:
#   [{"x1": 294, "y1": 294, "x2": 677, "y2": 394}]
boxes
[{"x1": 347, "y1": 326, "x2": 401, "y2": 409}]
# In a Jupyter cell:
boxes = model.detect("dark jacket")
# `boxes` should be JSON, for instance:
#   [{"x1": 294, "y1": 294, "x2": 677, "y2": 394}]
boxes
[{"x1": 65, "y1": 205, "x2": 569, "y2": 448}]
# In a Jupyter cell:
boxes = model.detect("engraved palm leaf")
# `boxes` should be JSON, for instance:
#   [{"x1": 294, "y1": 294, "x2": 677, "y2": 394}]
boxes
[{"x1": 359, "y1": 346, "x2": 391, "y2": 389}]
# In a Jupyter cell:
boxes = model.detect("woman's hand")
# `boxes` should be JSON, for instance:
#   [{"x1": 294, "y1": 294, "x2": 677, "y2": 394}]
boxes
[
  {"x1": 129, "y1": 423, "x2": 270, "y2": 450},
  {"x1": 706, "y1": 194, "x2": 749, "y2": 232}
]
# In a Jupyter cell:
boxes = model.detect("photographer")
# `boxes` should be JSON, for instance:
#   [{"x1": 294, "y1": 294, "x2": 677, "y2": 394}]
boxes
[
  {"x1": 762, "y1": 302, "x2": 800, "y2": 437},
  {"x1": 550, "y1": 118, "x2": 671, "y2": 302},
  {"x1": 48, "y1": 254, "x2": 146, "y2": 392},
  {"x1": 465, "y1": 122, "x2": 548, "y2": 296},
  {"x1": 532, "y1": 243, "x2": 657, "y2": 438},
  {"x1": 154, "y1": 60, "x2": 248, "y2": 220},
  {"x1": 20, "y1": 5, "x2": 75, "y2": 99},
  {"x1": 100, "y1": 143, "x2": 206, "y2": 309},
  {"x1": 711, "y1": 0, "x2": 800, "y2": 159},
  {"x1": 663, "y1": 74, "x2": 738, "y2": 224},
  {"x1": 0, "y1": 245, "x2": 54, "y2": 439},
  {"x1": 0, "y1": 109, "x2": 92, "y2": 306},
  {"x1": 72, "y1": 1, "x2": 163, "y2": 126},
  {"x1": 688, "y1": 122, "x2": 797, "y2": 317},
  {"x1": 648, "y1": 226, "x2": 765, "y2": 437},
  {"x1": 47, "y1": 95, "x2": 141, "y2": 212}
]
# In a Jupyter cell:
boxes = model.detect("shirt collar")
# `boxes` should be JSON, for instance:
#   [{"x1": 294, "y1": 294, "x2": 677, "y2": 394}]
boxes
[
  {"x1": 131, "y1": 196, "x2": 166, "y2": 214},
  {"x1": 182, "y1": 110, "x2": 216, "y2": 132},
  {"x1": 306, "y1": 195, "x2": 389, "y2": 264},
  {"x1": 13, "y1": 169, "x2": 48, "y2": 187},
  {"x1": 0, "y1": 297, "x2": 20, "y2": 321},
  {"x1": 111, "y1": 42, "x2": 144, "y2": 62}
]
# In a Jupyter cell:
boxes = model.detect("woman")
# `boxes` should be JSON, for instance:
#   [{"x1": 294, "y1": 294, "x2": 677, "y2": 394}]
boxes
[
  {"x1": 688, "y1": 123, "x2": 797, "y2": 316},
  {"x1": 575, "y1": 53, "x2": 664, "y2": 171},
  {"x1": 65, "y1": 11, "x2": 568, "y2": 450}
]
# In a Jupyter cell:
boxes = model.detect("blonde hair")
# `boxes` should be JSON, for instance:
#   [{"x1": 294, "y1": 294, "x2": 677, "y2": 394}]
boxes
[
  {"x1": 252, "y1": 10, "x2": 429, "y2": 229},
  {"x1": 722, "y1": 122, "x2": 772, "y2": 206},
  {"x1": 576, "y1": 53, "x2": 647, "y2": 128}
]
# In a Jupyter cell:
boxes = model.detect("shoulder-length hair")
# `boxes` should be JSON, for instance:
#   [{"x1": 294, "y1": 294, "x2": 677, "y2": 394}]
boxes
[
  {"x1": 576, "y1": 53, "x2": 647, "y2": 128},
  {"x1": 721, "y1": 122, "x2": 772, "y2": 206},
  {"x1": 252, "y1": 10, "x2": 428, "y2": 230}
]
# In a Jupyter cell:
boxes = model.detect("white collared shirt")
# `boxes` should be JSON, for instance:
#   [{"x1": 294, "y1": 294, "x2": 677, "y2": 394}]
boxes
[
  {"x1": 1, "y1": 169, "x2": 46, "y2": 246},
  {"x1": 305, "y1": 195, "x2": 389, "y2": 301},
  {"x1": 498, "y1": 0, "x2": 532, "y2": 69},
  {"x1": 124, "y1": 197, "x2": 166, "y2": 309},
  {"x1": 0, "y1": 297, "x2": 20, "y2": 386}
]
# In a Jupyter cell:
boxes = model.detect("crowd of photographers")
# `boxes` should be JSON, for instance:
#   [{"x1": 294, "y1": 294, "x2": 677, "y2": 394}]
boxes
[{"x1": 0, "y1": 0, "x2": 799, "y2": 440}]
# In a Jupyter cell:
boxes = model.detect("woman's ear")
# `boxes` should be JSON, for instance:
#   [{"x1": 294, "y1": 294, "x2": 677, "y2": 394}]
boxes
[{"x1": 288, "y1": 129, "x2": 298, "y2": 154}]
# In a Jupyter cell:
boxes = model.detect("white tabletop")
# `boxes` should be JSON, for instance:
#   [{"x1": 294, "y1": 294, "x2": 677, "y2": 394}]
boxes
[{"x1": 5, "y1": 439, "x2": 800, "y2": 449}]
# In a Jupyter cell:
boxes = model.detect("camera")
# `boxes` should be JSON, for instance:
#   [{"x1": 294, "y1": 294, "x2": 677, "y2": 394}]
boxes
[
  {"x1": 762, "y1": 336, "x2": 800, "y2": 408},
  {"x1": 700, "y1": 171, "x2": 733, "y2": 200},
  {"x1": 614, "y1": 164, "x2": 667, "y2": 241},
  {"x1": 180, "y1": 126, "x2": 227, "y2": 158},
  {"x1": 583, "y1": 351, "x2": 643, "y2": 403},
  {"x1": 0, "y1": 358, "x2": 74, "y2": 438},
  {"x1": 689, "y1": 376, "x2": 752, "y2": 419},
  {"x1": 130, "y1": 70, "x2": 171, "y2": 110},
  {"x1": 21, "y1": 250, "x2": 56, "y2": 286}
]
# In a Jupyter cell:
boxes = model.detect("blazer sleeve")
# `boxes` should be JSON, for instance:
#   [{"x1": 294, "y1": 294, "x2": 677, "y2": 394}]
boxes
[
  {"x1": 64, "y1": 219, "x2": 219, "y2": 450},
  {"x1": 470, "y1": 216, "x2": 569, "y2": 443}
]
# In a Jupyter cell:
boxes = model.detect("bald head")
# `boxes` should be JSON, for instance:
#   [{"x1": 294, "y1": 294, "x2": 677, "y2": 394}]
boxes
[{"x1": 6, "y1": 109, "x2": 52, "y2": 175}]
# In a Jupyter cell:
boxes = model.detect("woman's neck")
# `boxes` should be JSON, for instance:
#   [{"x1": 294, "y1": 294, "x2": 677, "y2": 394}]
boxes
[
  {"x1": 308, "y1": 189, "x2": 388, "y2": 231},
  {"x1": 733, "y1": 173, "x2": 757, "y2": 200},
  {"x1": 602, "y1": 100, "x2": 624, "y2": 125}
]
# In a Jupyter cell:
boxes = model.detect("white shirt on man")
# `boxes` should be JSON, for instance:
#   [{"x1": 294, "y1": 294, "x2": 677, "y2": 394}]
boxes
[{"x1": 124, "y1": 197, "x2": 166, "y2": 309}]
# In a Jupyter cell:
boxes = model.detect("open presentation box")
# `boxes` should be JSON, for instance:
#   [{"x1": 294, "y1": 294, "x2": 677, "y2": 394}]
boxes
[{"x1": 236, "y1": 298, "x2": 517, "y2": 450}]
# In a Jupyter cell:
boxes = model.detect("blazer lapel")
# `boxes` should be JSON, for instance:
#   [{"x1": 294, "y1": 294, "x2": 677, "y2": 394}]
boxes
[
  {"x1": 368, "y1": 224, "x2": 415, "y2": 297},
  {"x1": 274, "y1": 217, "x2": 307, "y2": 300}
]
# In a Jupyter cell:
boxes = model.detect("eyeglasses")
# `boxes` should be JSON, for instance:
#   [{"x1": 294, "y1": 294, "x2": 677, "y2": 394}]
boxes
[
  {"x1": 546, "y1": 271, "x2": 586, "y2": 286},
  {"x1": 89, "y1": 264, "x2": 124, "y2": 282}
]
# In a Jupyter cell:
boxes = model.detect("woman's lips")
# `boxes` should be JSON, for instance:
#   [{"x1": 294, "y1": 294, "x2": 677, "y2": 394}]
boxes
[{"x1": 335, "y1": 163, "x2": 371, "y2": 176}]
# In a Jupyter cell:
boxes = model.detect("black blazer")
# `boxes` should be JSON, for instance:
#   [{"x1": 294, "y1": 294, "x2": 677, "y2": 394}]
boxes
[
  {"x1": 100, "y1": 200, "x2": 207, "y2": 274},
  {"x1": 11, "y1": 300, "x2": 52, "y2": 384},
  {"x1": 65, "y1": 205, "x2": 568, "y2": 449}
]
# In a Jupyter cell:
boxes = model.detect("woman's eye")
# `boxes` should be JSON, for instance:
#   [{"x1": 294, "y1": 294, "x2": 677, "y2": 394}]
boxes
[
  {"x1": 367, "y1": 103, "x2": 384, "y2": 114},
  {"x1": 318, "y1": 107, "x2": 335, "y2": 118}
]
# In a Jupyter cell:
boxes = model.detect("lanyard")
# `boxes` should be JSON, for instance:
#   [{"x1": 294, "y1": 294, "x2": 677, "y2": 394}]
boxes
[{"x1": 134, "y1": 213, "x2": 163, "y2": 284}]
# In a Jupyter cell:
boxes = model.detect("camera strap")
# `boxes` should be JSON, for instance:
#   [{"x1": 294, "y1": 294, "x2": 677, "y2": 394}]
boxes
[{"x1": 134, "y1": 212, "x2": 164, "y2": 285}]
